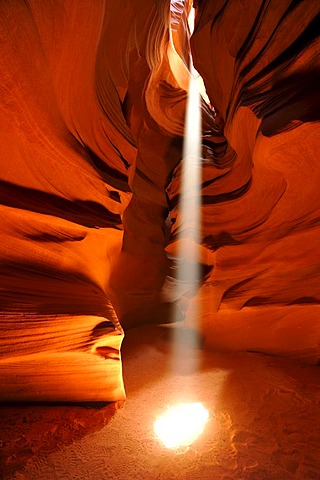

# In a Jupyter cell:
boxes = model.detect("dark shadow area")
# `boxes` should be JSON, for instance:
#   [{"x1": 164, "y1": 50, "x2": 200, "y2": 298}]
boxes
[
  {"x1": 0, "y1": 400, "x2": 123, "y2": 478},
  {"x1": 0, "y1": 180, "x2": 121, "y2": 229}
]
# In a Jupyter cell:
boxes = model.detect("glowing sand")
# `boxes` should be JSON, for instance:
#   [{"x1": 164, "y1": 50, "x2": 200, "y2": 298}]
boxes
[{"x1": 154, "y1": 402, "x2": 209, "y2": 449}]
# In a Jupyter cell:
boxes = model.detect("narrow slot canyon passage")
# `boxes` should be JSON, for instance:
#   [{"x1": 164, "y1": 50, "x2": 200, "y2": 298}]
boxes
[{"x1": 0, "y1": 0, "x2": 319, "y2": 479}]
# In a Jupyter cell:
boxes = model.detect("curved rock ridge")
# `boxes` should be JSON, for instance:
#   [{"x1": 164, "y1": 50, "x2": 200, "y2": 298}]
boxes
[
  {"x1": 108, "y1": 0, "x2": 320, "y2": 364},
  {"x1": 182, "y1": 0, "x2": 320, "y2": 363},
  {"x1": 0, "y1": 0, "x2": 193, "y2": 401},
  {"x1": 139, "y1": 0, "x2": 320, "y2": 364},
  {"x1": 0, "y1": 0, "x2": 139, "y2": 401},
  {"x1": 0, "y1": 0, "x2": 319, "y2": 402}
]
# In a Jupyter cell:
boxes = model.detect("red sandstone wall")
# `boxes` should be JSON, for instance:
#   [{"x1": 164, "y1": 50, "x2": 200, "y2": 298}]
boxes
[
  {"x1": 0, "y1": 0, "x2": 135, "y2": 400},
  {"x1": 186, "y1": 0, "x2": 320, "y2": 362},
  {"x1": 0, "y1": 0, "x2": 319, "y2": 401}
]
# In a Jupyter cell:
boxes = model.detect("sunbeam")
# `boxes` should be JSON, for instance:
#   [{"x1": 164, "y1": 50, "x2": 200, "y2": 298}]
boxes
[{"x1": 171, "y1": 44, "x2": 202, "y2": 371}]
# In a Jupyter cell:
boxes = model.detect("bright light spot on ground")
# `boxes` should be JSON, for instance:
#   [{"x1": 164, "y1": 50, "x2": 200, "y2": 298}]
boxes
[{"x1": 154, "y1": 402, "x2": 209, "y2": 449}]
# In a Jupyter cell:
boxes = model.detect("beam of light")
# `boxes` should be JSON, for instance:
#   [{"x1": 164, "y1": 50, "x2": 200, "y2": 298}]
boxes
[
  {"x1": 170, "y1": 35, "x2": 202, "y2": 373},
  {"x1": 154, "y1": 5, "x2": 208, "y2": 452},
  {"x1": 187, "y1": 4, "x2": 195, "y2": 33},
  {"x1": 188, "y1": 7, "x2": 211, "y2": 105},
  {"x1": 154, "y1": 402, "x2": 209, "y2": 449}
]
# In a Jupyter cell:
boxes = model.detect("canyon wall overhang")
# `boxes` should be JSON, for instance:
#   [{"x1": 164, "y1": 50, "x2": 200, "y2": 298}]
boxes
[{"x1": 0, "y1": 0, "x2": 319, "y2": 401}]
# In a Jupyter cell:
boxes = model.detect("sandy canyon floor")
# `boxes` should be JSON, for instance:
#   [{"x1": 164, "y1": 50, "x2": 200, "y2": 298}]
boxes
[{"x1": 1, "y1": 324, "x2": 319, "y2": 480}]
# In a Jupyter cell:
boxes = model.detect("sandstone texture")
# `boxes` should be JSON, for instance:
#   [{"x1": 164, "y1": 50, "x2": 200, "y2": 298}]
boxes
[{"x1": 0, "y1": 0, "x2": 319, "y2": 401}]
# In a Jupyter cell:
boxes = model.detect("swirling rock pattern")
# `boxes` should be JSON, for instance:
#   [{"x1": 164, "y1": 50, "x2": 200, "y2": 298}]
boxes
[
  {"x1": 166, "y1": 0, "x2": 320, "y2": 363},
  {"x1": 185, "y1": 0, "x2": 320, "y2": 363},
  {"x1": 0, "y1": 0, "x2": 134, "y2": 401},
  {"x1": 0, "y1": 0, "x2": 319, "y2": 402}
]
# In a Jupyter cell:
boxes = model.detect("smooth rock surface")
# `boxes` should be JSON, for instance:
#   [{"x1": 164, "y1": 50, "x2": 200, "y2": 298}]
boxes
[{"x1": 0, "y1": 0, "x2": 319, "y2": 402}]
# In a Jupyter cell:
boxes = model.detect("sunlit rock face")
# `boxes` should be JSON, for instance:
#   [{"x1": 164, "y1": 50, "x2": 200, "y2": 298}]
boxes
[
  {"x1": 147, "y1": 0, "x2": 320, "y2": 364},
  {"x1": 184, "y1": 0, "x2": 320, "y2": 363},
  {"x1": 0, "y1": 0, "x2": 319, "y2": 401},
  {"x1": 0, "y1": 0, "x2": 137, "y2": 401},
  {"x1": 0, "y1": 0, "x2": 186, "y2": 400}
]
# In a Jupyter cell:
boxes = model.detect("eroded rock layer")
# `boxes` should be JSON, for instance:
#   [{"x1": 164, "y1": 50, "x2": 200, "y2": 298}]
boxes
[
  {"x1": 0, "y1": 0, "x2": 319, "y2": 401},
  {"x1": 164, "y1": 0, "x2": 320, "y2": 363},
  {"x1": 186, "y1": 0, "x2": 320, "y2": 363},
  {"x1": 0, "y1": 0, "x2": 135, "y2": 401}
]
